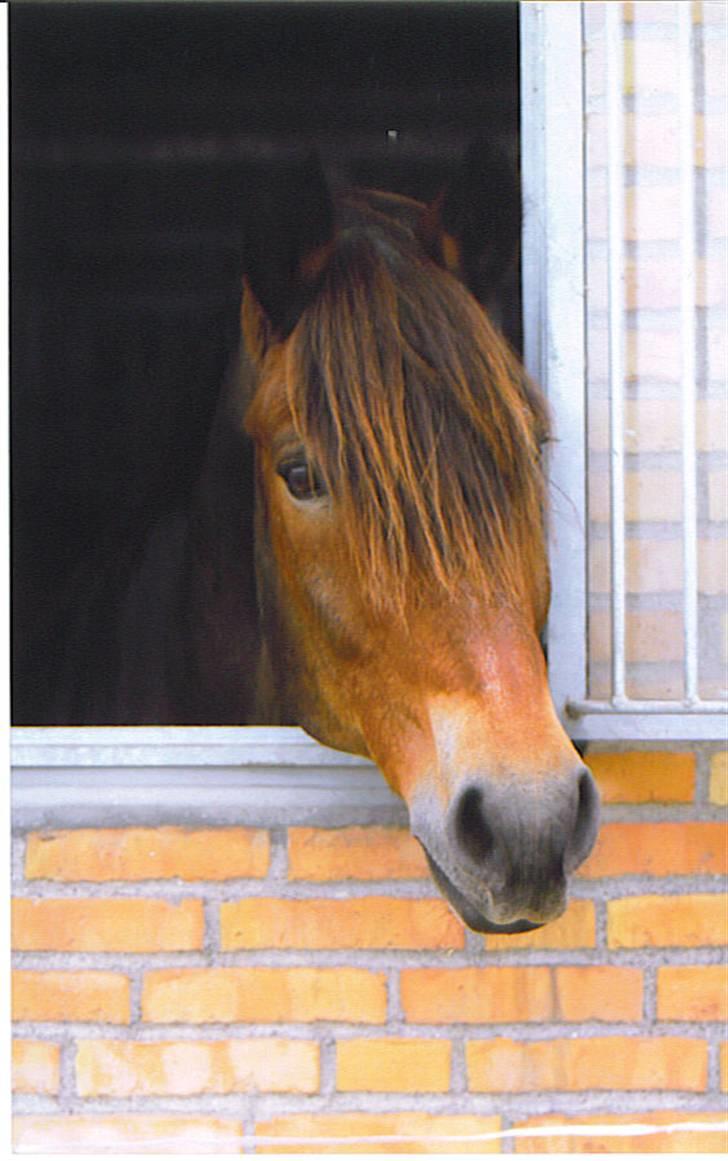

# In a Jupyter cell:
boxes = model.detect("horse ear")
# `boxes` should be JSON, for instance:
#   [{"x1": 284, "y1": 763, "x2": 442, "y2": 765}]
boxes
[
  {"x1": 420, "y1": 138, "x2": 521, "y2": 301},
  {"x1": 241, "y1": 150, "x2": 335, "y2": 359}
]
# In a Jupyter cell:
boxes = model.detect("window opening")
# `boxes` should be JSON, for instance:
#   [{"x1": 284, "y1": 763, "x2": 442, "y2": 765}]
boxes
[{"x1": 11, "y1": 0, "x2": 522, "y2": 727}]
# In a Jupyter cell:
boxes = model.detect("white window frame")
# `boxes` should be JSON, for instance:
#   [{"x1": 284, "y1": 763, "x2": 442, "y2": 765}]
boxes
[
  {"x1": 12, "y1": 2, "x2": 726, "y2": 828},
  {"x1": 522, "y1": 1, "x2": 727, "y2": 743}
]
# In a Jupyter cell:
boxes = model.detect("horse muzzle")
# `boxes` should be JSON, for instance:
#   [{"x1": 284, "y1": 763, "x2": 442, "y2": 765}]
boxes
[{"x1": 410, "y1": 764, "x2": 600, "y2": 934}]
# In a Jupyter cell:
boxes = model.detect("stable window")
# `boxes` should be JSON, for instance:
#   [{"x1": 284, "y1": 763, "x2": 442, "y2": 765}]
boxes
[{"x1": 11, "y1": 2, "x2": 726, "y2": 819}]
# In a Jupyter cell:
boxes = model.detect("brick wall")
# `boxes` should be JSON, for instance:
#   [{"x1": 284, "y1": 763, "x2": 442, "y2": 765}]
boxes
[{"x1": 11, "y1": 746, "x2": 727, "y2": 1153}]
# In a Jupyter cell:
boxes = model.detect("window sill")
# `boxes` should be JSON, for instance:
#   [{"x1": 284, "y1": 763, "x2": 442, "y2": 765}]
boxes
[{"x1": 11, "y1": 727, "x2": 406, "y2": 830}]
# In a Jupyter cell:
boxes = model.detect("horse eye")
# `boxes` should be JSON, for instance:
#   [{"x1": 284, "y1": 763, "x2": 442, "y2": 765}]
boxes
[{"x1": 277, "y1": 458, "x2": 326, "y2": 501}]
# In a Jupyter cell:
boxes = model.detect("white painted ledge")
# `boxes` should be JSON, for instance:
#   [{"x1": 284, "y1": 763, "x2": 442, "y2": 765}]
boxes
[{"x1": 11, "y1": 727, "x2": 406, "y2": 830}]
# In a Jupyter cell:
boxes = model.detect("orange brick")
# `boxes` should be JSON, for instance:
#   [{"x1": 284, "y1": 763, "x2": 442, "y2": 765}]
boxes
[
  {"x1": 142, "y1": 968, "x2": 387, "y2": 1024},
  {"x1": 12, "y1": 1041, "x2": 60, "y2": 1095},
  {"x1": 12, "y1": 1116, "x2": 244, "y2": 1153},
  {"x1": 25, "y1": 826, "x2": 270, "y2": 881},
  {"x1": 400, "y1": 966, "x2": 642, "y2": 1025},
  {"x1": 586, "y1": 752, "x2": 695, "y2": 804},
  {"x1": 254, "y1": 1112, "x2": 502, "y2": 1154},
  {"x1": 484, "y1": 900, "x2": 595, "y2": 951},
  {"x1": 76, "y1": 1038, "x2": 319, "y2": 1096},
  {"x1": 337, "y1": 1038, "x2": 451, "y2": 1093},
  {"x1": 12, "y1": 897, "x2": 204, "y2": 952},
  {"x1": 467, "y1": 1037, "x2": 707, "y2": 1093},
  {"x1": 579, "y1": 823, "x2": 726, "y2": 878},
  {"x1": 512, "y1": 1112, "x2": 728, "y2": 1153},
  {"x1": 554, "y1": 967, "x2": 643, "y2": 1022},
  {"x1": 657, "y1": 966, "x2": 728, "y2": 1021},
  {"x1": 220, "y1": 897, "x2": 464, "y2": 951},
  {"x1": 288, "y1": 827, "x2": 428, "y2": 881},
  {"x1": 12, "y1": 971, "x2": 130, "y2": 1024},
  {"x1": 401, "y1": 968, "x2": 552, "y2": 1024},
  {"x1": 709, "y1": 471, "x2": 728, "y2": 521},
  {"x1": 721, "y1": 1043, "x2": 728, "y2": 1092},
  {"x1": 608, "y1": 894, "x2": 728, "y2": 948}
]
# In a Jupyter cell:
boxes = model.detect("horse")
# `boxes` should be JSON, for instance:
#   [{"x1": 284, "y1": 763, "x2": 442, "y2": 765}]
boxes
[{"x1": 52, "y1": 146, "x2": 600, "y2": 934}]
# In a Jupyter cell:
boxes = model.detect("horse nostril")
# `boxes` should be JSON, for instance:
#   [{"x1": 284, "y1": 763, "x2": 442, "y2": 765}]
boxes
[
  {"x1": 454, "y1": 786, "x2": 495, "y2": 864},
  {"x1": 565, "y1": 767, "x2": 601, "y2": 873}
]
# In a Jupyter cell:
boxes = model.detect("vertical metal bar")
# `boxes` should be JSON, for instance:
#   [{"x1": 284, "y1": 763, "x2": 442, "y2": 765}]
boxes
[
  {"x1": 520, "y1": 2, "x2": 588, "y2": 725},
  {"x1": 678, "y1": 1, "x2": 700, "y2": 703},
  {"x1": 605, "y1": 1, "x2": 627, "y2": 704}
]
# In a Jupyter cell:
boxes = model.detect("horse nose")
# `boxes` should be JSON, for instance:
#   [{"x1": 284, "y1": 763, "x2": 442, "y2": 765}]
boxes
[{"x1": 449, "y1": 765, "x2": 600, "y2": 921}]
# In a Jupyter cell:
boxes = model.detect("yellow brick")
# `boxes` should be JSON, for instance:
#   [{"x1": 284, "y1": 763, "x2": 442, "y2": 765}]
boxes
[
  {"x1": 590, "y1": 540, "x2": 684, "y2": 595},
  {"x1": 467, "y1": 1036, "x2": 707, "y2": 1093},
  {"x1": 25, "y1": 826, "x2": 270, "y2": 881},
  {"x1": 12, "y1": 897, "x2": 204, "y2": 952},
  {"x1": 657, "y1": 966, "x2": 728, "y2": 1021},
  {"x1": 626, "y1": 187, "x2": 681, "y2": 242},
  {"x1": 254, "y1": 1113, "x2": 502, "y2": 1154},
  {"x1": 700, "y1": 539, "x2": 728, "y2": 594},
  {"x1": 625, "y1": 39, "x2": 679, "y2": 96},
  {"x1": 12, "y1": 970, "x2": 130, "y2": 1024},
  {"x1": 400, "y1": 965, "x2": 643, "y2": 1026},
  {"x1": 581, "y1": 823, "x2": 726, "y2": 877},
  {"x1": 12, "y1": 1116, "x2": 244, "y2": 1153},
  {"x1": 586, "y1": 751, "x2": 695, "y2": 804},
  {"x1": 484, "y1": 900, "x2": 596, "y2": 951},
  {"x1": 553, "y1": 966, "x2": 643, "y2": 1022},
  {"x1": 76, "y1": 1038, "x2": 319, "y2": 1096},
  {"x1": 589, "y1": 399, "x2": 683, "y2": 454},
  {"x1": 705, "y1": 35, "x2": 728, "y2": 97},
  {"x1": 710, "y1": 753, "x2": 728, "y2": 805},
  {"x1": 288, "y1": 827, "x2": 428, "y2": 881},
  {"x1": 708, "y1": 186, "x2": 728, "y2": 242},
  {"x1": 698, "y1": 399, "x2": 728, "y2": 451},
  {"x1": 589, "y1": 611, "x2": 684, "y2": 664},
  {"x1": 401, "y1": 968, "x2": 553, "y2": 1024},
  {"x1": 608, "y1": 894, "x2": 728, "y2": 949},
  {"x1": 220, "y1": 897, "x2": 464, "y2": 951},
  {"x1": 142, "y1": 968, "x2": 387, "y2": 1025},
  {"x1": 12, "y1": 1041, "x2": 60, "y2": 1095},
  {"x1": 585, "y1": 257, "x2": 723, "y2": 314},
  {"x1": 589, "y1": 471, "x2": 684, "y2": 524},
  {"x1": 626, "y1": 327, "x2": 682, "y2": 382},
  {"x1": 336, "y1": 1039, "x2": 451, "y2": 1093}
]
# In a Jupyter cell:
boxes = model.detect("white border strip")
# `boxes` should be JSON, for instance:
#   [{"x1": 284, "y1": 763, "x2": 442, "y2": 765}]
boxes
[
  {"x1": 678, "y1": 0, "x2": 700, "y2": 704},
  {"x1": 249, "y1": 1120, "x2": 728, "y2": 1148},
  {"x1": 521, "y1": 1, "x2": 588, "y2": 725},
  {"x1": 605, "y1": 0, "x2": 628, "y2": 705}
]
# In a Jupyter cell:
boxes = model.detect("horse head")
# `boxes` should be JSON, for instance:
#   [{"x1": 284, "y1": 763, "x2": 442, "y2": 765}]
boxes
[{"x1": 240, "y1": 149, "x2": 599, "y2": 934}]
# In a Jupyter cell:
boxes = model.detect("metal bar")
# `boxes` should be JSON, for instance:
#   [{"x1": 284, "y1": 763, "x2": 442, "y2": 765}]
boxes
[
  {"x1": 561, "y1": 709, "x2": 727, "y2": 743},
  {"x1": 605, "y1": 1, "x2": 627, "y2": 704},
  {"x1": 521, "y1": 2, "x2": 589, "y2": 724},
  {"x1": 678, "y1": 0, "x2": 700, "y2": 703},
  {"x1": 567, "y1": 698, "x2": 728, "y2": 715}
]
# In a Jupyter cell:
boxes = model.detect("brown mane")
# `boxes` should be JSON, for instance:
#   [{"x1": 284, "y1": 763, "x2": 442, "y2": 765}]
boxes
[{"x1": 281, "y1": 190, "x2": 551, "y2": 615}]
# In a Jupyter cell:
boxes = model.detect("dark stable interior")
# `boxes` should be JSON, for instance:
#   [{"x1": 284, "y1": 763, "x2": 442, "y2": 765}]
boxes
[{"x1": 11, "y1": 1, "x2": 520, "y2": 725}]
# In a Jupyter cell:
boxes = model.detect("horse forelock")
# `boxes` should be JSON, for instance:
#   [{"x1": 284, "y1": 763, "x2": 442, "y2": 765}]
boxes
[{"x1": 277, "y1": 193, "x2": 551, "y2": 617}]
